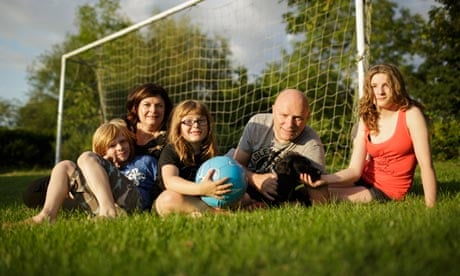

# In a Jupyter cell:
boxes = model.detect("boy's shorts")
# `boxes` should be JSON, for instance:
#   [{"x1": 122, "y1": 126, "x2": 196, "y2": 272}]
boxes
[{"x1": 69, "y1": 155, "x2": 142, "y2": 215}]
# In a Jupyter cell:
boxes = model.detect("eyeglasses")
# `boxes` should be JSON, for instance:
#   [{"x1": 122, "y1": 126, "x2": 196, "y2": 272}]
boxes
[{"x1": 181, "y1": 118, "x2": 208, "y2": 127}]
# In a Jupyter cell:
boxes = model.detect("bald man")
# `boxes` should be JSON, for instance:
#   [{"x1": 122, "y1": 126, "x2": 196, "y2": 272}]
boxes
[{"x1": 234, "y1": 89, "x2": 329, "y2": 206}]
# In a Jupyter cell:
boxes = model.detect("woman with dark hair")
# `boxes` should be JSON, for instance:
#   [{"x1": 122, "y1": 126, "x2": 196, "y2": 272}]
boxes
[
  {"x1": 123, "y1": 83, "x2": 173, "y2": 158},
  {"x1": 23, "y1": 83, "x2": 173, "y2": 209}
]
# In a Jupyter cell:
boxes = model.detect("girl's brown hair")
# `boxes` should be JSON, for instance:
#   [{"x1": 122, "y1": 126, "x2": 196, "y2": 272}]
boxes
[
  {"x1": 359, "y1": 63, "x2": 423, "y2": 134},
  {"x1": 92, "y1": 119, "x2": 136, "y2": 161},
  {"x1": 167, "y1": 100, "x2": 217, "y2": 166}
]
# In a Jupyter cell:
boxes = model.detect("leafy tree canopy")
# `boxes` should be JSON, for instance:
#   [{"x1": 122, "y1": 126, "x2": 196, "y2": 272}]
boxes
[
  {"x1": 416, "y1": 0, "x2": 460, "y2": 118},
  {"x1": 17, "y1": 0, "x2": 131, "y2": 134}
]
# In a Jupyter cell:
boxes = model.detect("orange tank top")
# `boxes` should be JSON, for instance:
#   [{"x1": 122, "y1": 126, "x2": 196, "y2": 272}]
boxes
[{"x1": 362, "y1": 110, "x2": 417, "y2": 200}]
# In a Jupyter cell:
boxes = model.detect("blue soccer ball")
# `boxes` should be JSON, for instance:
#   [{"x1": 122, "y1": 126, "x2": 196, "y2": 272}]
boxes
[{"x1": 195, "y1": 156, "x2": 248, "y2": 208}]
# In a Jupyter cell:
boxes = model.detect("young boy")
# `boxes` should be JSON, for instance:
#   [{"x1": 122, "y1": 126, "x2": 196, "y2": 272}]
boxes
[{"x1": 27, "y1": 119, "x2": 158, "y2": 224}]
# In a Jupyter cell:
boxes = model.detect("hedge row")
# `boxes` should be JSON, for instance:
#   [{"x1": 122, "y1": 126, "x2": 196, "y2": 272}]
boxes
[{"x1": 0, "y1": 128, "x2": 54, "y2": 172}]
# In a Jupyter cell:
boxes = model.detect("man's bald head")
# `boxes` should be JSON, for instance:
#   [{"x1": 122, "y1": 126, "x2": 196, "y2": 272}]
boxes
[
  {"x1": 272, "y1": 89, "x2": 310, "y2": 143},
  {"x1": 274, "y1": 89, "x2": 309, "y2": 112}
]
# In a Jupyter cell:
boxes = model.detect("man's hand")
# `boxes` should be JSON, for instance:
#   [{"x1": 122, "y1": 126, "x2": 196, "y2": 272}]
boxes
[{"x1": 253, "y1": 172, "x2": 278, "y2": 201}]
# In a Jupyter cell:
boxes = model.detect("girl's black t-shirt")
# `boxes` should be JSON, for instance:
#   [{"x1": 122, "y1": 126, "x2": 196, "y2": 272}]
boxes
[{"x1": 157, "y1": 143, "x2": 202, "y2": 190}]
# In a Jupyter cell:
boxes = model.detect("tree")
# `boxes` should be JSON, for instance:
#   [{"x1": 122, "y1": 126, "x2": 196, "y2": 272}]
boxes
[
  {"x1": 18, "y1": 0, "x2": 132, "y2": 159},
  {"x1": 20, "y1": 0, "x2": 241, "y2": 158},
  {"x1": 260, "y1": 0, "x2": 363, "y2": 166},
  {"x1": 0, "y1": 98, "x2": 19, "y2": 128},
  {"x1": 364, "y1": 0, "x2": 459, "y2": 120},
  {"x1": 416, "y1": 0, "x2": 460, "y2": 119},
  {"x1": 367, "y1": 1, "x2": 425, "y2": 66},
  {"x1": 261, "y1": 0, "x2": 445, "y2": 164}
]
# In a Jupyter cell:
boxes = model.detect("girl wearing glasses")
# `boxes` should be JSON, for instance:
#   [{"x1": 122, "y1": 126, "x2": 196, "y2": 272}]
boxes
[{"x1": 154, "y1": 100, "x2": 232, "y2": 217}]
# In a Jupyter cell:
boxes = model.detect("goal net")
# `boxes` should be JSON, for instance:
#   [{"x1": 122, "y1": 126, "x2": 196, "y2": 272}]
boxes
[{"x1": 58, "y1": 0, "x2": 366, "y2": 169}]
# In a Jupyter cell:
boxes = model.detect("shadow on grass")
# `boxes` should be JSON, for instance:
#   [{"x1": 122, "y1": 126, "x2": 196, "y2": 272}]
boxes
[
  {"x1": 409, "y1": 160, "x2": 460, "y2": 198},
  {"x1": 410, "y1": 180, "x2": 460, "y2": 198},
  {"x1": 0, "y1": 174, "x2": 47, "y2": 209}
]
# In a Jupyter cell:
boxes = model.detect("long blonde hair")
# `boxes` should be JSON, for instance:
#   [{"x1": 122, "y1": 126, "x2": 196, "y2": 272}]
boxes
[
  {"x1": 167, "y1": 100, "x2": 217, "y2": 166},
  {"x1": 92, "y1": 119, "x2": 136, "y2": 161},
  {"x1": 359, "y1": 63, "x2": 423, "y2": 134}
]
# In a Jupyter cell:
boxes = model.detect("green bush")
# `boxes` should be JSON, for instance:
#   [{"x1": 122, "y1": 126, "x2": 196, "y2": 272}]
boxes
[
  {"x1": 429, "y1": 116, "x2": 459, "y2": 161},
  {"x1": 0, "y1": 128, "x2": 54, "y2": 172}
]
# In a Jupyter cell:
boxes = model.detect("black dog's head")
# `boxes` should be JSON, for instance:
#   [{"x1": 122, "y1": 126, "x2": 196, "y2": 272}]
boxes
[{"x1": 271, "y1": 152, "x2": 322, "y2": 206}]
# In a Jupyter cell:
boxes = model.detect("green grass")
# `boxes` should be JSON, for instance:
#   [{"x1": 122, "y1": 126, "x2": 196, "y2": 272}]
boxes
[{"x1": 1, "y1": 161, "x2": 459, "y2": 276}]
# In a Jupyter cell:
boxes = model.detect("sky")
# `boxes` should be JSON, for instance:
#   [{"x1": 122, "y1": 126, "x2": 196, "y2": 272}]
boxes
[{"x1": 0, "y1": 0, "x2": 439, "y2": 104}]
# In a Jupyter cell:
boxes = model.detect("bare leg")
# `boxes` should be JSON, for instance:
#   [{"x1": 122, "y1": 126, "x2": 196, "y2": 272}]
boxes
[
  {"x1": 77, "y1": 152, "x2": 118, "y2": 217},
  {"x1": 306, "y1": 185, "x2": 330, "y2": 205},
  {"x1": 329, "y1": 186, "x2": 373, "y2": 203},
  {"x1": 31, "y1": 160, "x2": 76, "y2": 224},
  {"x1": 154, "y1": 190, "x2": 213, "y2": 217},
  {"x1": 233, "y1": 193, "x2": 267, "y2": 210}
]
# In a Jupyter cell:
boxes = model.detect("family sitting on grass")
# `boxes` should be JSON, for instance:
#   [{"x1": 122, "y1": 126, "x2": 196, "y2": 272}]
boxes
[{"x1": 19, "y1": 63, "x2": 437, "y2": 225}]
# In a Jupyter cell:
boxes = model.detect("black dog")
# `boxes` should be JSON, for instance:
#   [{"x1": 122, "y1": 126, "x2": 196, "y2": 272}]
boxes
[{"x1": 271, "y1": 152, "x2": 322, "y2": 206}]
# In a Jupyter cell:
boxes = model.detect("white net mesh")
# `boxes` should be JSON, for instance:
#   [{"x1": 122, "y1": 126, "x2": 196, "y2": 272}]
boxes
[{"x1": 62, "y1": 0, "x2": 362, "y2": 168}]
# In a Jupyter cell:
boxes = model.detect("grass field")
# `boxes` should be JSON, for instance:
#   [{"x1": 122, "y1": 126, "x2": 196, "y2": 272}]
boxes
[{"x1": 1, "y1": 161, "x2": 459, "y2": 276}]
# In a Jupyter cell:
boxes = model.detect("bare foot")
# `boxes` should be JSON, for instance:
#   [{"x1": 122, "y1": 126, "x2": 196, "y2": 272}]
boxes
[
  {"x1": 28, "y1": 213, "x2": 54, "y2": 224},
  {"x1": 189, "y1": 211, "x2": 203, "y2": 218},
  {"x1": 96, "y1": 204, "x2": 127, "y2": 219},
  {"x1": 1, "y1": 214, "x2": 52, "y2": 229}
]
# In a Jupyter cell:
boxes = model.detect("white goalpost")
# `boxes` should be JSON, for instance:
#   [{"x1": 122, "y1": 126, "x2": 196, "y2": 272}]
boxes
[
  {"x1": 56, "y1": 0, "x2": 368, "y2": 169},
  {"x1": 355, "y1": 0, "x2": 366, "y2": 98}
]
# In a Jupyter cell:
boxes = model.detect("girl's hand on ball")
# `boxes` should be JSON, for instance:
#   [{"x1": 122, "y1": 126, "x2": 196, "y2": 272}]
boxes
[{"x1": 199, "y1": 169, "x2": 232, "y2": 198}]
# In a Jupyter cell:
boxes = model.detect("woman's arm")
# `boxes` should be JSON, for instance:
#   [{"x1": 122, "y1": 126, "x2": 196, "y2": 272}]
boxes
[
  {"x1": 309, "y1": 119, "x2": 368, "y2": 187},
  {"x1": 406, "y1": 107, "x2": 437, "y2": 207},
  {"x1": 324, "y1": 123, "x2": 367, "y2": 186}
]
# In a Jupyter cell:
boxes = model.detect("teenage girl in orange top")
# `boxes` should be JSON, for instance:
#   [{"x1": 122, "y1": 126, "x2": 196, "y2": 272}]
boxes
[{"x1": 307, "y1": 63, "x2": 437, "y2": 207}]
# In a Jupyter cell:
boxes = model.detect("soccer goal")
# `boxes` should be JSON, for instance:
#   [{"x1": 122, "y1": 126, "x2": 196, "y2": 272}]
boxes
[{"x1": 56, "y1": 0, "x2": 369, "y2": 169}]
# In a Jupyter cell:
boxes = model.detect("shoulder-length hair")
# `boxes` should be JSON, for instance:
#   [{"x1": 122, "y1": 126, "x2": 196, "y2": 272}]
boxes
[
  {"x1": 92, "y1": 120, "x2": 136, "y2": 162},
  {"x1": 359, "y1": 63, "x2": 423, "y2": 134},
  {"x1": 167, "y1": 100, "x2": 217, "y2": 166},
  {"x1": 124, "y1": 83, "x2": 173, "y2": 132}
]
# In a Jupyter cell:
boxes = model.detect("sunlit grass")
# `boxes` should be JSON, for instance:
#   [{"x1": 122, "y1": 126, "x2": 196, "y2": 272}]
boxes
[{"x1": 1, "y1": 160, "x2": 459, "y2": 276}]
